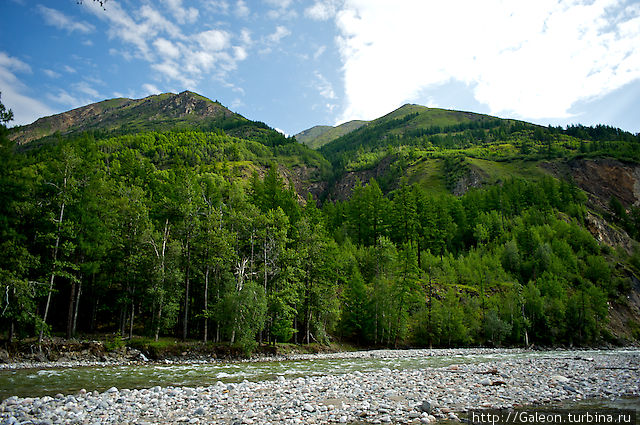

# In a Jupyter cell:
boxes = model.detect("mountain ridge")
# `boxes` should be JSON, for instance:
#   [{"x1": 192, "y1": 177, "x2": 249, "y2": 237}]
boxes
[
  {"x1": 9, "y1": 91, "x2": 247, "y2": 145},
  {"x1": 295, "y1": 120, "x2": 368, "y2": 149}
]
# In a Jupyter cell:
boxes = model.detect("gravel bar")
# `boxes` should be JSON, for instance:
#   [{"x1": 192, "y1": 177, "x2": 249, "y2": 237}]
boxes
[{"x1": 1, "y1": 349, "x2": 638, "y2": 424}]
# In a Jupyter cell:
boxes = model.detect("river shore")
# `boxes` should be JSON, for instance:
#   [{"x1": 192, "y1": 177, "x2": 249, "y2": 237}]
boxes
[{"x1": 1, "y1": 348, "x2": 638, "y2": 424}]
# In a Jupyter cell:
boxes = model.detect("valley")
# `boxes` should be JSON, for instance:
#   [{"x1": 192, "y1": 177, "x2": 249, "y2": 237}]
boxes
[{"x1": 1, "y1": 91, "x2": 640, "y2": 356}]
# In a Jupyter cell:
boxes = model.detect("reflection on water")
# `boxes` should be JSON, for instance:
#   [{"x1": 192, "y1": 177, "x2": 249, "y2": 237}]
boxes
[{"x1": 1, "y1": 349, "x2": 638, "y2": 401}]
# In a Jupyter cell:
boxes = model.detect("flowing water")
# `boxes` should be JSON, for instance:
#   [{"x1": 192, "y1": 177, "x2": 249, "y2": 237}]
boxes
[{"x1": 1, "y1": 349, "x2": 638, "y2": 401}]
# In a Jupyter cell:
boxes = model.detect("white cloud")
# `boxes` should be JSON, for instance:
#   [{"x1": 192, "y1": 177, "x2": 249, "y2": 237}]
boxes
[
  {"x1": 240, "y1": 29, "x2": 252, "y2": 45},
  {"x1": 197, "y1": 29, "x2": 231, "y2": 51},
  {"x1": 265, "y1": 0, "x2": 293, "y2": 7},
  {"x1": 274, "y1": 127, "x2": 288, "y2": 136},
  {"x1": 154, "y1": 38, "x2": 181, "y2": 59},
  {"x1": 0, "y1": 52, "x2": 54, "y2": 125},
  {"x1": 264, "y1": 0, "x2": 297, "y2": 19},
  {"x1": 0, "y1": 52, "x2": 31, "y2": 74},
  {"x1": 138, "y1": 5, "x2": 184, "y2": 40},
  {"x1": 46, "y1": 89, "x2": 94, "y2": 110},
  {"x1": 152, "y1": 60, "x2": 197, "y2": 87},
  {"x1": 142, "y1": 83, "x2": 161, "y2": 95},
  {"x1": 313, "y1": 45, "x2": 326, "y2": 60},
  {"x1": 73, "y1": 81, "x2": 100, "y2": 98},
  {"x1": 81, "y1": 2, "x2": 249, "y2": 90},
  {"x1": 64, "y1": 65, "x2": 76, "y2": 74},
  {"x1": 305, "y1": 0, "x2": 340, "y2": 21},
  {"x1": 37, "y1": 5, "x2": 95, "y2": 34},
  {"x1": 267, "y1": 25, "x2": 291, "y2": 43},
  {"x1": 205, "y1": 1, "x2": 230, "y2": 14},
  {"x1": 230, "y1": 98, "x2": 244, "y2": 109},
  {"x1": 84, "y1": 1, "x2": 154, "y2": 59},
  {"x1": 43, "y1": 69, "x2": 61, "y2": 79},
  {"x1": 162, "y1": 0, "x2": 199, "y2": 24},
  {"x1": 233, "y1": 46, "x2": 248, "y2": 61},
  {"x1": 314, "y1": 71, "x2": 336, "y2": 99},
  {"x1": 235, "y1": 0, "x2": 250, "y2": 18},
  {"x1": 334, "y1": 0, "x2": 640, "y2": 123}
]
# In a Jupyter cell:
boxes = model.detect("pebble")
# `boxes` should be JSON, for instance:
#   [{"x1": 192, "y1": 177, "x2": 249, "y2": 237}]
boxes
[{"x1": 0, "y1": 348, "x2": 638, "y2": 425}]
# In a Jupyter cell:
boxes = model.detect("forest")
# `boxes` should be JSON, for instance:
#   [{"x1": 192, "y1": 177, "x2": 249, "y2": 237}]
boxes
[{"x1": 1, "y1": 97, "x2": 640, "y2": 354}]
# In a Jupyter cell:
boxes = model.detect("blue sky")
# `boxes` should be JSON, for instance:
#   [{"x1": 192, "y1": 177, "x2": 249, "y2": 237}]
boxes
[{"x1": 1, "y1": 0, "x2": 639, "y2": 135}]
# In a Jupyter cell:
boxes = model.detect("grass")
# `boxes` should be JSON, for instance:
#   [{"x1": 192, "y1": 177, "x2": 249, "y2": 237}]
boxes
[
  {"x1": 408, "y1": 158, "x2": 449, "y2": 195},
  {"x1": 467, "y1": 157, "x2": 551, "y2": 184}
]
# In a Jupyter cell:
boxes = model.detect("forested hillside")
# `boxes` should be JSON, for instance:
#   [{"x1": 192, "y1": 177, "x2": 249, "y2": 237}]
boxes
[{"x1": 1, "y1": 92, "x2": 640, "y2": 354}]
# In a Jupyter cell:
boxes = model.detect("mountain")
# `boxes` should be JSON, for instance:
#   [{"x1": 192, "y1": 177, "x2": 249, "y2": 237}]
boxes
[
  {"x1": 2, "y1": 91, "x2": 640, "y2": 350},
  {"x1": 295, "y1": 120, "x2": 368, "y2": 149},
  {"x1": 319, "y1": 104, "x2": 519, "y2": 167},
  {"x1": 8, "y1": 91, "x2": 282, "y2": 146}
]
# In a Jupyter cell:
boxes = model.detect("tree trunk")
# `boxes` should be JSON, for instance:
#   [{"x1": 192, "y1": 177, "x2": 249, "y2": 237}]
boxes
[
  {"x1": 66, "y1": 280, "x2": 77, "y2": 339},
  {"x1": 153, "y1": 219, "x2": 169, "y2": 342},
  {"x1": 119, "y1": 306, "x2": 126, "y2": 337},
  {"x1": 39, "y1": 200, "x2": 65, "y2": 344},
  {"x1": 154, "y1": 299, "x2": 163, "y2": 342},
  {"x1": 215, "y1": 270, "x2": 220, "y2": 343},
  {"x1": 72, "y1": 279, "x2": 82, "y2": 337},
  {"x1": 128, "y1": 283, "x2": 135, "y2": 339},
  {"x1": 182, "y1": 240, "x2": 190, "y2": 341},
  {"x1": 203, "y1": 264, "x2": 209, "y2": 343}
]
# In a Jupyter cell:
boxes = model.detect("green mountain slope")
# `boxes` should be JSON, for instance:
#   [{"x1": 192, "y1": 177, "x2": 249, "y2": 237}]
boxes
[
  {"x1": 319, "y1": 102, "x2": 640, "y2": 200},
  {"x1": 295, "y1": 120, "x2": 368, "y2": 149},
  {"x1": 2, "y1": 92, "x2": 640, "y2": 351},
  {"x1": 8, "y1": 91, "x2": 287, "y2": 147},
  {"x1": 319, "y1": 104, "x2": 518, "y2": 169}
]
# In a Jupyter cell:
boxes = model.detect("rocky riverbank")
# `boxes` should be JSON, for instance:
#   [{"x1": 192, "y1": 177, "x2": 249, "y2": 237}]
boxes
[
  {"x1": 1, "y1": 349, "x2": 638, "y2": 424},
  {"x1": 0, "y1": 338, "x2": 352, "y2": 371}
]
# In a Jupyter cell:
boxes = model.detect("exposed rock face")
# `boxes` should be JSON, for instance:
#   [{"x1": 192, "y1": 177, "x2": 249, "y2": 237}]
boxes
[
  {"x1": 452, "y1": 166, "x2": 485, "y2": 196},
  {"x1": 584, "y1": 211, "x2": 635, "y2": 254},
  {"x1": 542, "y1": 159, "x2": 640, "y2": 211},
  {"x1": 327, "y1": 156, "x2": 394, "y2": 201},
  {"x1": 608, "y1": 273, "x2": 640, "y2": 342},
  {"x1": 280, "y1": 165, "x2": 328, "y2": 204}
]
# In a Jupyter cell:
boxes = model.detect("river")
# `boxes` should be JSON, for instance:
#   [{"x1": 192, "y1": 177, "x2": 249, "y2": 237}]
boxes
[
  {"x1": 1, "y1": 348, "x2": 638, "y2": 424},
  {"x1": 0, "y1": 348, "x2": 632, "y2": 400}
]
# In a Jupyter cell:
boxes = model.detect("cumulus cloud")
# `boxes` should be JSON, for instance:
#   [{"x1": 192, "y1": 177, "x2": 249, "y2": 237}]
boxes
[
  {"x1": 264, "y1": 0, "x2": 297, "y2": 19},
  {"x1": 235, "y1": 0, "x2": 250, "y2": 18},
  {"x1": 333, "y1": 0, "x2": 640, "y2": 123},
  {"x1": 82, "y1": 1, "x2": 251, "y2": 89},
  {"x1": 197, "y1": 29, "x2": 231, "y2": 51},
  {"x1": 153, "y1": 38, "x2": 182, "y2": 59},
  {"x1": 37, "y1": 5, "x2": 95, "y2": 34},
  {"x1": 162, "y1": 0, "x2": 199, "y2": 24},
  {"x1": 305, "y1": 0, "x2": 341, "y2": 21},
  {"x1": 267, "y1": 26, "x2": 291, "y2": 43}
]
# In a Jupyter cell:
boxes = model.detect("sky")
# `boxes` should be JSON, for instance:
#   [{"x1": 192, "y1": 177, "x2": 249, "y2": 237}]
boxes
[{"x1": 1, "y1": 0, "x2": 640, "y2": 136}]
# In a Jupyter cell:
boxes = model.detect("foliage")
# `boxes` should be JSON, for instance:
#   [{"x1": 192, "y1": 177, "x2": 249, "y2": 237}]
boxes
[{"x1": 0, "y1": 92, "x2": 638, "y2": 349}]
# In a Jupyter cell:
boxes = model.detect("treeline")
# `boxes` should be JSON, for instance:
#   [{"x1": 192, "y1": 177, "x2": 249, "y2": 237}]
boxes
[
  {"x1": 1, "y1": 128, "x2": 337, "y2": 352},
  {"x1": 322, "y1": 112, "x2": 640, "y2": 173},
  {"x1": 325, "y1": 176, "x2": 630, "y2": 346},
  {"x1": 2, "y1": 121, "x2": 634, "y2": 351}
]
